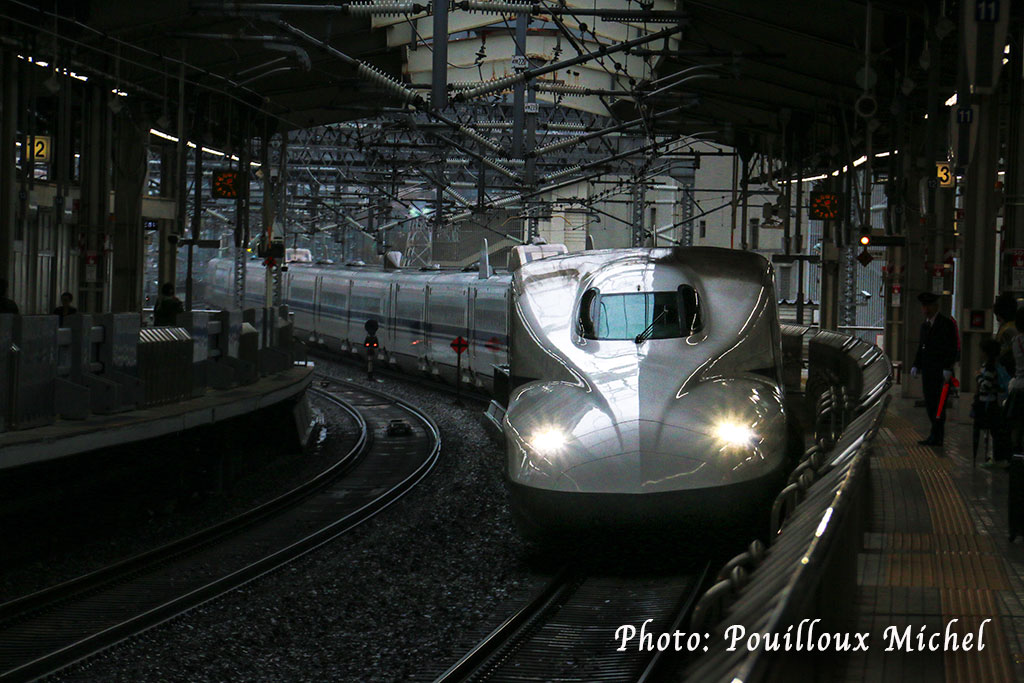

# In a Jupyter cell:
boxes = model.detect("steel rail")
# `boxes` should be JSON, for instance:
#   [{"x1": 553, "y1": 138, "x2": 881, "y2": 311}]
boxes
[{"x1": 0, "y1": 382, "x2": 441, "y2": 681}]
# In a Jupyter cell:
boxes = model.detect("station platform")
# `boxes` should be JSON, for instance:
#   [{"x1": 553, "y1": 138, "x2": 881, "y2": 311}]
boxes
[
  {"x1": 838, "y1": 393, "x2": 1024, "y2": 681},
  {"x1": 0, "y1": 366, "x2": 313, "y2": 471}
]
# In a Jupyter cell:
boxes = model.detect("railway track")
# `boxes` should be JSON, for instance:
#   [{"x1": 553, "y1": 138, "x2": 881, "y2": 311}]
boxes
[
  {"x1": 0, "y1": 380, "x2": 440, "y2": 682},
  {"x1": 436, "y1": 564, "x2": 710, "y2": 683}
]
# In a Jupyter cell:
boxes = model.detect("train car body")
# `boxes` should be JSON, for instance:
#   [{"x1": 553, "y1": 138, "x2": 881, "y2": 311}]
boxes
[
  {"x1": 503, "y1": 247, "x2": 791, "y2": 538},
  {"x1": 204, "y1": 258, "x2": 511, "y2": 392}
]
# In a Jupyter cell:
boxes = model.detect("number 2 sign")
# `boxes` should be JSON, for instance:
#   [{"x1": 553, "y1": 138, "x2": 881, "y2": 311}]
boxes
[{"x1": 30, "y1": 135, "x2": 51, "y2": 162}]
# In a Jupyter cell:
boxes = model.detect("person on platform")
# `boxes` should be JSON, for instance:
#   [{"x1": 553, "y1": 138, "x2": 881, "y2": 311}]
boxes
[
  {"x1": 153, "y1": 282, "x2": 184, "y2": 326},
  {"x1": 995, "y1": 293, "x2": 1019, "y2": 376},
  {"x1": 52, "y1": 291, "x2": 77, "y2": 324},
  {"x1": 976, "y1": 339, "x2": 1010, "y2": 468},
  {"x1": 0, "y1": 278, "x2": 18, "y2": 315},
  {"x1": 911, "y1": 291, "x2": 960, "y2": 447},
  {"x1": 1007, "y1": 308, "x2": 1024, "y2": 457}
]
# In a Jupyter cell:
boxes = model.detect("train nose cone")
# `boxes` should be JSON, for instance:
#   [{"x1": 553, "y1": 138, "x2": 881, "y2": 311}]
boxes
[{"x1": 505, "y1": 378, "x2": 785, "y2": 494}]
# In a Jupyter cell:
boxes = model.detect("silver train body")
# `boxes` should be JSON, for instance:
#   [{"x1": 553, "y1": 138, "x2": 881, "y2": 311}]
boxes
[
  {"x1": 204, "y1": 258, "x2": 511, "y2": 391},
  {"x1": 205, "y1": 246, "x2": 792, "y2": 536},
  {"x1": 504, "y1": 247, "x2": 791, "y2": 537}
]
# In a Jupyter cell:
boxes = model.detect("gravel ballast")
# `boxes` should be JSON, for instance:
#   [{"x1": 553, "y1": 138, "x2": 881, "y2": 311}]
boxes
[{"x1": 56, "y1": 359, "x2": 542, "y2": 682}]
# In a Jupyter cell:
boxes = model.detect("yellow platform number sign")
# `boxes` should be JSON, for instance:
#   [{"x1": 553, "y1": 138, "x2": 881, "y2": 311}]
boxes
[
  {"x1": 936, "y1": 161, "x2": 953, "y2": 188},
  {"x1": 30, "y1": 135, "x2": 51, "y2": 163}
]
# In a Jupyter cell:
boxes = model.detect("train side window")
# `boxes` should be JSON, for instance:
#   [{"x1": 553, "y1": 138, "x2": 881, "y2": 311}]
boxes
[
  {"x1": 579, "y1": 288, "x2": 599, "y2": 339},
  {"x1": 678, "y1": 285, "x2": 703, "y2": 334}
]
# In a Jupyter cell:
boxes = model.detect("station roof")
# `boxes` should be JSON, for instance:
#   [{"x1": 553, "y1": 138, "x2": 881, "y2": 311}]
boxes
[{"x1": 3, "y1": 1, "x2": 955, "y2": 162}]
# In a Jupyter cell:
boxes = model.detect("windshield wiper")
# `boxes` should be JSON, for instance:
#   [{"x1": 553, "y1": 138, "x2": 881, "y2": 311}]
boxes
[{"x1": 635, "y1": 309, "x2": 668, "y2": 344}]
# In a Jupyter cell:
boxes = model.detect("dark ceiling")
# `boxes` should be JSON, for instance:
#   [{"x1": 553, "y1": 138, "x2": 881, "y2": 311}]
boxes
[{"x1": 1, "y1": 0, "x2": 965, "y2": 166}]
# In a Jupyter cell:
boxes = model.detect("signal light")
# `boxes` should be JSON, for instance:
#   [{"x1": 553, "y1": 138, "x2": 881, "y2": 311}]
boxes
[{"x1": 859, "y1": 235, "x2": 871, "y2": 246}]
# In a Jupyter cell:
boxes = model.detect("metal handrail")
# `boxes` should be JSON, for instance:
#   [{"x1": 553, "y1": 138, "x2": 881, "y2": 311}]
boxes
[{"x1": 685, "y1": 330, "x2": 893, "y2": 682}]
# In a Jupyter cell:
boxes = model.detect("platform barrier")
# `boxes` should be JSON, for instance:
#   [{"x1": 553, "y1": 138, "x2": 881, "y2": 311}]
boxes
[
  {"x1": 0, "y1": 307, "x2": 299, "y2": 434},
  {"x1": 685, "y1": 328, "x2": 893, "y2": 683}
]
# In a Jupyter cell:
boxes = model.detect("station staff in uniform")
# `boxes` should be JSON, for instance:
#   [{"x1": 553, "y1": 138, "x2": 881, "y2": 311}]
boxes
[{"x1": 911, "y1": 291, "x2": 960, "y2": 446}]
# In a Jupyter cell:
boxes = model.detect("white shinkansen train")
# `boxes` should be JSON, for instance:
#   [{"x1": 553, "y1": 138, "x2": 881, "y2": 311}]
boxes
[{"x1": 205, "y1": 244, "x2": 796, "y2": 540}]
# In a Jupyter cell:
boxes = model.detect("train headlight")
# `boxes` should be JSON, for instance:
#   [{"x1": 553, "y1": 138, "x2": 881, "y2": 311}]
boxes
[
  {"x1": 713, "y1": 420, "x2": 757, "y2": 449},
  {"x1": 530, "y1": 427, "x2": 567, "y2": 455}
]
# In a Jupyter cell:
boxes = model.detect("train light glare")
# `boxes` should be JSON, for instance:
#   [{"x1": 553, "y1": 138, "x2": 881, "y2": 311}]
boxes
[
  {"x1": 531, "y1": 427, "x2": 567, "y2": 455},
  {"x1": 713, "y1": 421, "x2": 756, "y2": 449}
]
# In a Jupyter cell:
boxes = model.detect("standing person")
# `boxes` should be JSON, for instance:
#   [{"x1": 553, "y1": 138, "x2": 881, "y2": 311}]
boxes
[
  {"x1": 363, "y1": 319, "x2": 380, "y2": 381},
  {"x1": 52, "y1": 292, "x2": 77, "y2": 324},
  {"x1": 995, "y1": 293, "x2": 1018, "y2": 375},
  {"x1": 911, "y1": 291, "x2": 960, "y2": 447},
  {"x1": 1008, "y1": 308, "x2": 1024, "y2": 456},
  {"x1": 153, "y1": 282, "x2": 184, "y2": 326},
  {"x1": 976, "y1": 339, "x2": 1008, "y2": 467},
  {"x1": 0, "y1": 278, "x2": 18, "y2": 314},
  {"x1": 1007, "y1": 308, "x2": 1024, "y2": 542}
]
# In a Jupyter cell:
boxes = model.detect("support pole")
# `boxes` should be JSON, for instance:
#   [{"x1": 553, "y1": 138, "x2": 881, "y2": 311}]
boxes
[
  {"x1": 186, "y1": 141, "x2": 202, "y2": 310},
  {"x1": 960, "y1": 96, "x2": 1000, "y2": 390},
  {"x1": 0, "y1": 52, "x2": 17, "y2": 286},
  {"x1": 175, "y1": 61, "x2": 187, "y2": 295},
  {"x1": 512, "y1": 14, "x2": 527, "y2": 157},
  {"x1": 431, "y1": 0, "x2": 449, "y2": 108}
]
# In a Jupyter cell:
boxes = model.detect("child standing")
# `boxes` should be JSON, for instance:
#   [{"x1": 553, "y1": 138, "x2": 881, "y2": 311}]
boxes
[{"x1": 977, "y1": 339, "x2": 1008, "y2": 467}]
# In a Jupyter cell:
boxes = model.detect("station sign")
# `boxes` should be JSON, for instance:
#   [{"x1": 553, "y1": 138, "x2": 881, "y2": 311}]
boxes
[
  {"x1": 1008, "y1": 248, "x2": 1024, "y2": 291},
  {"x1": 964, "y1": 0, "x2": 1009, "y2": 94},
  {"x1": 30, "y1": 135, "x2": 51, "y2": 162}
]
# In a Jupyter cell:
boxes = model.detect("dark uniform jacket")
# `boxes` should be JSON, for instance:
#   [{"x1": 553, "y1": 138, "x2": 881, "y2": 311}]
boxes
[{"x1": 913, "y1": 313, "x2": 959, "y2": 373}]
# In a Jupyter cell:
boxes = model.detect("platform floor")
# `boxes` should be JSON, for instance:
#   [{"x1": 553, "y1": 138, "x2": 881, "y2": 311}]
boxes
[
  {"x1": 0, "y1": 366, "x2": 313, "y2": 471},
  {"x1": 837, "y1": 394, "x2": 1024, "y2": 681}
]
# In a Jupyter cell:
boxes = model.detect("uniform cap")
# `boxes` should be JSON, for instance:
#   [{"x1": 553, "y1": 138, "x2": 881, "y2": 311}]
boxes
[{"x1": 917, "y1": 291, "x2": 939, "y2": 304}]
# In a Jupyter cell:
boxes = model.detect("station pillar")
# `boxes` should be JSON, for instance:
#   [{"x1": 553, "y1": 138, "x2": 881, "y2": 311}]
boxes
[
  {"x1": 111, "y1": 108, "x2": 148, "y2": 312},
  {"x1": 898, "y1": 139, "x2": 931, "y2": 400},
  {"x1": 158, "y1": 146, "x2": 177, "y2": 292},
  {"x1": 0, "y1": 51, "x2": 16, "y2": 286},
  {"x1": 958, "y1": 96, "x2": 1000, "y2": 391},
  {"x1": 1004, "y1": 23, "x2": 1024, "y2": 298},
  {"x1": 78, "y1": 82, "x2": 113, "y2": 313}
]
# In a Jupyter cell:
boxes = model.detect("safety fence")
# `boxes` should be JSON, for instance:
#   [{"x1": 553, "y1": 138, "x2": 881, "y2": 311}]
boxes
[
  {"x1": 0, "y1": 306, "x2": 298, "y2": 432},
  {"x1": 684, "y1": 325, "x2": 893, "y2": 682}
]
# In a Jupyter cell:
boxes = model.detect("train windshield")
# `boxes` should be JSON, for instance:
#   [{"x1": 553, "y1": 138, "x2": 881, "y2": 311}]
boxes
[{"x1": 581, "y1": 286, "x2": 701, "y2": 341}]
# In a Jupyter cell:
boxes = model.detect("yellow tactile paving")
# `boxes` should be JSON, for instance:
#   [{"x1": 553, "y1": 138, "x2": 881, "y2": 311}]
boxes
[
  {"x1": 874, "y1": 532, "x2": 996, "y2": 553},
  {"x1": 884, "y1": 552, "x2": 1009, "y2": 589},
  {"x1": 919, "y1": 470, "x2": 976, "y2": 534},
  {"x1": 876, "y1": 452, "x2": 955, "y2": 470},
  {"x1": 943, "y1": 611, "x2": 1015, "y2": 682},
  {"x1": 873, "y1": 408, "x2": 1017, "y2": 680}
]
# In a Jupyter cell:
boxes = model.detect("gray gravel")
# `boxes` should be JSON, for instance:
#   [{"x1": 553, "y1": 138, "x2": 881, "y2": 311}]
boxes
[{"x1": 56, "y1": 358, "x2": 543, "y2": 682}]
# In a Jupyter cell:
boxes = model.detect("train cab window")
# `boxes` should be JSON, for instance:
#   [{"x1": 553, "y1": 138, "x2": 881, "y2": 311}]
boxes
[{"x1": 583, "y1": 286, "x2": 702, "y2": 341}]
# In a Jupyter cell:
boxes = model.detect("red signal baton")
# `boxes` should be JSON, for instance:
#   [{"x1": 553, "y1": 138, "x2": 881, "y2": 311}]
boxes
[{"x1": 936, "y1": 376, "x2": 960, "y2": 419}]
